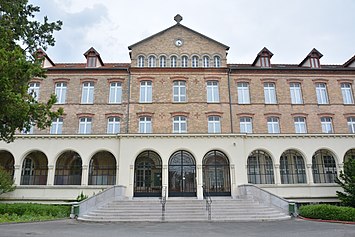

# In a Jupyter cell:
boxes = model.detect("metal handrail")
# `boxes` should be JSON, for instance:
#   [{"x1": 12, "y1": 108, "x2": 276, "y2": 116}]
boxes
[
  {"x1": 160, "y1": 186, "x2": 167, "y2": 221},
  {"x1": 203, "y1": 186, "x2": 212, "y2": 220}
]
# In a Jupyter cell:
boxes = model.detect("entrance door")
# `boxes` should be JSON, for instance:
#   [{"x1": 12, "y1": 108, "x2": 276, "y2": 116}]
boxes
[
  {"x1": 168, "y1": 150, "x2": 196, "y2": 197},
  {"x1": 134, "y1": 151, "x2": 162, "y2": 197},
  {"x1": 203, "y1": 150, "x2": 231, "y2": 196}
]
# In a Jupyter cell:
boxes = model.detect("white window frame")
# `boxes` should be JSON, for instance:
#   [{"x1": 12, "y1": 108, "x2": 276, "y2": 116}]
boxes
[
  {"x1": 347, "y1": 117, "x2": 355, "y2": 133},
  {"x1": 109, "y1": 82, "x2": 122, "y2": 104},
  {"x1": 138, "y1": 56, "x2": 144, "y2": 67},
  {"x1": 321, "y1": 117, "x2": 333, "y2": 133},
  {"x1": 22, "y1": 124, "x2": 34, "y2": 134},
  {"x1": 203, "y1": 56, "x2": 210, "y2": 68},
  {"x1": 237, "y1": 82, "x2": 250, "y2": 104},
  {"x1": 87, "y1": 56, "x2": 97, "y2": 68},
  {"x1": 173, "y1": 116, "x2": 187, "y2": 133},
  {"x1": 79, "y1": 117, "x2": 92, "y2": 134},
  {"x1": 148, "y1": 56, "x2": 156, "y2": 67},
  {"x1": 240, "y1": 117, "x2": 252, "y2": 133},
  {"x1": 159, "y1": 56, "x2": 166, "y2": 67},
  {"x1": 139, "y1": 81, "x2": 152, "y2": 103},
  {"x1": 310, "y1": 57, "x2": 320, "y2": 68},
  {"x1": 290, "y1": 82, "x2": 303, "y2": 104},
  {"x1": 50, "y1": 117, "x2": 63, "y2": 134},
  {"x1": 173, "y1": 81, "x2": 186, "y2": 102},
  {"x1": 81, "y1": 82, "x2": 94, "y2": 104},
  {"x1": 192, "y1": 56, "x2": 199, "y2": 67},
  {"x1": 107, "y1": 117, "x2": 120, "y2": 134},
  {"x1": 208, "y1": 116, "x2": 221, "y2": 133},
  {"x1": 214, "y1": 56, "x2": 221, "y2": 67},
  {"x1": 315, "y1": 83, "x2": 329, "y2": 104},
  {"x1": 181, "y1": 56, "x2": 188, "y2": 67},
  {"x1": 206, "y1": 81, "x2": 220, "y2": 103},
  {"x1": 55, "y1": 82, "x2": 67, "y2": 104},
  {"x1": 170, "y1": 56, "x2": 177, "y2": 67},
  {"x1": 139, "y1": 117, "x2": 152, "y2": 133},
  {"x1": 28, "y1": 82, "x2": 40, "y2": 101},
  {"x1": 264, "y1": 82, "x2": 277, "y2": 104},
  {"x1": 341, "y1": 83, "x2": 354, "y2": 104},
  {"x1": 267, "y1": 117, "x2": 280, "y2": 133},
  {"x1": 294, "y1": 117, "x2": 307, "y2": 133},
  {"x1": 260, "y1": 56, "x2": 270, "y2": 67}
]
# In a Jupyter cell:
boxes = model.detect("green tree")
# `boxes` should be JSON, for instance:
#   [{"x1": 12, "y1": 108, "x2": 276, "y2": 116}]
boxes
[
  {"x1": 0, "y1": 166, "x2": 15, "y2": 195},
  {"x1": 0, "y1": 0, "x2": 63, "y2": 143},
  {"x1": 335, "y1": 157, "x2": 355, "y2": 207}
]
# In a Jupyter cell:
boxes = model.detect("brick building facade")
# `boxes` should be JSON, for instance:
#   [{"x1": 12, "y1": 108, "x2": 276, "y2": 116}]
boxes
[{"x1": 0, "y1": 15, "x2": 354, "y2": 202}]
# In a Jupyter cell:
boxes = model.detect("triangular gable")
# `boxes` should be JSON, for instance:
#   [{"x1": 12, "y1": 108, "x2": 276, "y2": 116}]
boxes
[
  {"x1": 252, "y1": 47, "x2": 273, "y2": 66},
  {"x1": 343, "y1": 55, "x2": 355, "y2": 67},
  {"x1": 299, "y1": 48, "x2": 323, "y2": 67},
  {"x1": 128, "y1": 23, "x2": 229, "y2": 51},
  {"x1": 35, "y1": 48, "x2": 55, "y2": 68},
  {"x1": 84, "y1": 47, "x2": 104, "y2": 66}
]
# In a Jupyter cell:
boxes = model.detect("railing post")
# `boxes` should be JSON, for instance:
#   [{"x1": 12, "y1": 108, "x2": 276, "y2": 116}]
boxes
[{"x1": 203, "y1": 186, "x2": 212, "y2": 221}]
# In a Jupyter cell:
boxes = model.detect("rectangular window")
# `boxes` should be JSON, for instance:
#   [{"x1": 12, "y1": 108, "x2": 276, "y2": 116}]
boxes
[
  {"x1": 139, "y1": 81, "x2": 152, "y2": 103},
  {"x1": 341, "y1": 83, "x2": 354, "y2": 104},
  {"x1": 208, "y1": 116, "x2": 221, "y2": 133},
  {"x1": 50, "y1": 117, "x2": 63, "y2": 134},
  {"x1": 267, "y1": 117, "x2": 280, "y2": 133},
  {"x1": 294, "y1": 117, "x2": 307, "y2": 133},
  {"x1": 310, "y1": 57, "x2": 319, "y2": 68},
  {"x1": 173, "y1": 81, "x2": 186, "y2": 102},
  {"x1": 173, "y1": 116, "x2": 187, "y2": 133},
  {"x1": 109, "y1": 82, "x2": 122, "y2": 103},
  {"x1": 107, "y1": 117, "x2": 120, "y2": 134},
  {"x1": 264, "y1": 82, "x2": 277, "y2": 104},
  {"x1": 81, "y1": 82, "x2": 94, "y2": 104},
  {"x1": 315, "y1": 83, "x2": 329, "y2": 104},
  {"x1": 260, "y1": 57, "x2": 270, "y2": 67},
  {"x1": 321, "y1": 117, "x2": 333, "y2": 133},
  {"x1": 240, "y1": 117, "x2": 252, "y2": 133},
  {"x1": 79, "y1": 117, "x2": 92, "y2": 134},
  {"x1": 87, "y1": 57, "x2": 96, "y2": 67},
  {"x1": 139, "y1": 117, "x2": 152, "y2": 133},
  {"x1": 237, "y1": 82, "x2": 250, "y2": 104},
  {"x1": 55, "y1": 82, "x2": 67, "y2": 104},
  {"x1": 28, "y1": 82, "x2": 40, "y2": 101},
  {"x1": 22, "y1": 124, "x2": 34, "y2": 134},
  {"x1": 348, "y1": 117, "x2": 355, "y2": 133},
  {"x1": 206, "y1": 81, "x2": 219, "y2": 103},
  {"x1": 289, "y1": 82, "x2": 303, "y2": 104}
]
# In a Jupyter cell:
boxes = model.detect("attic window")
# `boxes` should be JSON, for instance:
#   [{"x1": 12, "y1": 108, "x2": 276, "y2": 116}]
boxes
[
  {"x1": 260, "y1": 56, "x2": 270, "y2": 67},
  {"x1": 310, "y1": 57, "x2": 320, "y2": 68},
  {"x1": 87, "y1": 56, "x2": 97, "y2": 68}
]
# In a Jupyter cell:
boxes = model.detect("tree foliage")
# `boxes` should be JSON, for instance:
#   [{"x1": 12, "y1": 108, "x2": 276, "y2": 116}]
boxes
[
  {"x1": 0, "y1": 166, "x2": 15, "y2": 195},
  {"x1": 335, "y1": 157, "x2": 355, "y2": 207},
  {"x1": 0, "y1": 0, "x2": 63, "y2": 143}
]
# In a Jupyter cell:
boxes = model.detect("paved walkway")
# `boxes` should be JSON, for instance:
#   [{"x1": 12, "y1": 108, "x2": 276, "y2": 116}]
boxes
[{"x1": 0, "y1": 219, "x2": 354, "y2": 237}]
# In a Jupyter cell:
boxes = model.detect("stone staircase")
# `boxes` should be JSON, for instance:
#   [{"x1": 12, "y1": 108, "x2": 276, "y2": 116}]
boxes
[{"x1": 78, "y1": 197, "x2": 291, "y2": 222}]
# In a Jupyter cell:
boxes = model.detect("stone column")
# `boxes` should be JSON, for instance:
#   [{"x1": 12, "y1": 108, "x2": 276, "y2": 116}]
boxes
[
  {"x1": 46, "y1": 165, "x2": 55, "y2": 186},
  {"x1": 115, "y1": 166, "x2": 119, "y2": 185},
  {"x1": 81, "y1": 165, "x2": 88, "y2": 186},
  {"x1": 13, "y1": 165, "x2": 21, "y2": 185},
  {"x1": 197, "y1": 164, "x2": 203, "y2": 200},
  {"x1": 274, "y1": 164, "x2": 281, "y2": 185},
  {"x1": 306, "y1": 164, "x2": 314, "y2": 184}
]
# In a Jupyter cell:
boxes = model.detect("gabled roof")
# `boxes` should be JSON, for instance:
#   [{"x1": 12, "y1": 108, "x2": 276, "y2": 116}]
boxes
[
  {"x1": 128, "y1": 22, "x2": 229, "y2": 51},
  {"x1": 299, "y1": 48, "x2": 323, "y2": 66},
  {"x1": 343, "y1": 55, "x2": 355, "y2": 67},
  {"x1": 252, "y1": 47, "x2": 273, "y2": 66},
  {"x1": 84, "y1": 47, "x2": 104, "y2": 66},
  {"x1": 35, "y1": 48, "x2": 55, "y2": 66}
]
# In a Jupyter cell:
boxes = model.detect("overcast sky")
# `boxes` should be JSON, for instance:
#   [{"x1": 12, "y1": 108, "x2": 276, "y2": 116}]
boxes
[{"x1": 31, "y1": 0, "x2": 355, "y2": 65}]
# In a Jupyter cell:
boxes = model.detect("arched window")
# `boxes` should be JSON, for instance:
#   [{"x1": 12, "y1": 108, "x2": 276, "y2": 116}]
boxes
[
  {"x1": 214, "y1": 56, "x2": 221, "y2": 67},
  {"x1": 148, "y1": 55, "x2": 156, "y2": 67},
  {"x1": 137, "y1": 56, "x2": 145, "y2": 67},
  {"x1": 89, "y1": 151, "x2": 116, "y2": 185},
  {"x1": 20, "y1": 151, "x2": 48, "y2": 185},
  {"x1": 312, "y1": 149, "x2": 337, "y2": 183},
  {"x1": 54, "y1": 151, "x2": 82, "y2": 185},
  {"x1": 170, "y1": 56, "x2": 177, "y2": 67},
  {"x1": 203, "y1": 56, "x2": 210, "y2": 68},
  {"x1": 0, "y1": 150, "x2": 15, "y2": 178},
  {"x1": 192, "y1": 56, "x2": 199, "y2": 67},
  {"x1": 247, "y1": 150, "x2": 274, "y2": 184},
  {"x1": 181, "y1": 56, "x2": 188, "y2": 67},
  {"x1": 280, "y1": 150, "x2": 306, "y2": 184},
  {"x1": 159, "y1": 56, "x2": 166, "y2": 67}
]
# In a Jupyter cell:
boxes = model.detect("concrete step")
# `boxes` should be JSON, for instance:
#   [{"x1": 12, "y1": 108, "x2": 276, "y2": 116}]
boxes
[{"x1": 78, "y1": 197, "x2": 291, "y2": 222}]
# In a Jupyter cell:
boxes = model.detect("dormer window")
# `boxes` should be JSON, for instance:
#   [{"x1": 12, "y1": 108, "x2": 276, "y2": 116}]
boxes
[
  {"x1": 310, "y1": 57, "x2": 320, "y2": 68},
  {"x1": 260, "y1": 56, "x2": 270, "y2": 67},
  {"x1": 87, "y1": 56, "x2": 97, "y2": 68}
]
